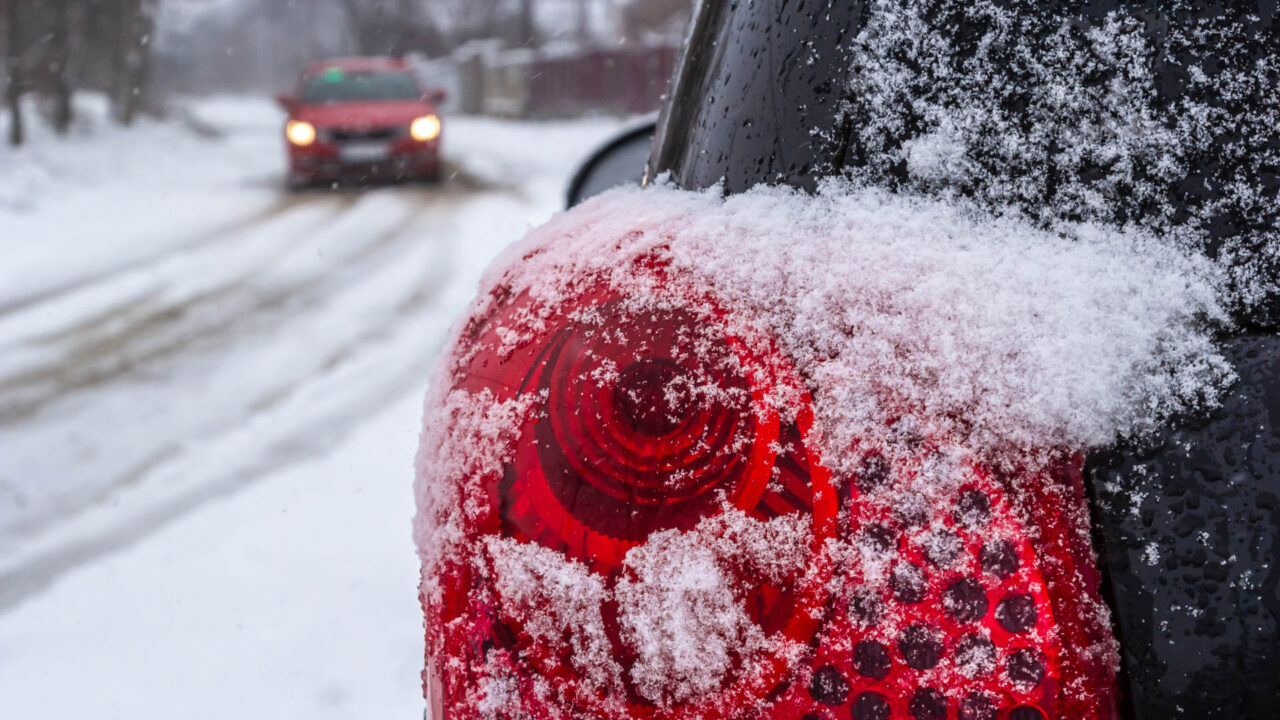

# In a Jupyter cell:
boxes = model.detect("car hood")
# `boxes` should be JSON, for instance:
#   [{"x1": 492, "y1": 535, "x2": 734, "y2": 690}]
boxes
[{"x1": 294, "y1": 100, "x2": 434, "y2": 130}]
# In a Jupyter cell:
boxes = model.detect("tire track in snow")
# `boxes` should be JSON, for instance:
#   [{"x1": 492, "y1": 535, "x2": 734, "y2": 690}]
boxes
[
  {"x1": 0, "y1": 193, "x2": 420, "y2": 425},
  {"x1": 0, "y1": 182, "x2": 499, "y2": 575},
  {"x1": 0, "y1": 193, "x2": 343, "y2": 322},
  {"x1": 0, "y1": 192, "x2": 481, "y2": 610},
  {"x1": 0, "y1": 209, "x2": 349, "y2": 424}
]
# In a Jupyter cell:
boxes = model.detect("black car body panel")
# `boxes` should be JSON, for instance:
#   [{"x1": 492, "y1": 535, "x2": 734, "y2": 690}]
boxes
[
  {"x1": 566, "y1": 114, "x2": 657, "y2": 208},
  {"x1": 608, "y1": 0, "x2": 1280, "y2": 717},
  {"x1": 648, "y1": 0, "x2": 865, "y2": 194},
  {"x1": 1090, "y1": 336, "x2": 1280, "y2": 720}
]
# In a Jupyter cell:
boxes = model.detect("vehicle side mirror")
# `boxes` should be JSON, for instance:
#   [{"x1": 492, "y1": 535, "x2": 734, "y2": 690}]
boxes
[
  {"x1": 424, "y1": 88, "x2": 448, "y2": 105},
  {"x1": 276, "y1": 93, "x2": 297, "y2": 112},
  {"x1": 565, "y1": 117, "x2": 658, "y2": 209}
]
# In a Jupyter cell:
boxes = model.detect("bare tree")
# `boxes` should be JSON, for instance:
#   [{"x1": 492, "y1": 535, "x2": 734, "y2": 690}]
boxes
[
  {"x1": 517, "y1": 0, "x2": 536, "y2": 47},
  {"x1": 618, "y1": 0, "x2": 691, "y2": 44},
  {"x1": 428, "y1": 0, "x2": 506, "y2": 48},
  {"x1": 576, "y1": 0, "x2": 591, "y2": 44},
  {"x1": 338, "y1": 0, "x2": 402, "y2": 55},
  {"x1": 49, "y1": 0, "x2": 74, "y2": 134},
  {"x1": 107, "y1": 0, "x2": 127, "y2": 121},
  {"x1": 338, "y1": 0, "x2": 457, "y2": 56},
  {"x1": 109, "y1": 0, "x2": 154, "y2": 125},
  {"x1": 337, "y1": 0, "x2": 378, "y2": 54},
  {"x1": 0, "y1": 0, "x2": 163, "y2": 140},
  {"x1": 4, "y1": 0, "x2": 22, "y2": 146}
]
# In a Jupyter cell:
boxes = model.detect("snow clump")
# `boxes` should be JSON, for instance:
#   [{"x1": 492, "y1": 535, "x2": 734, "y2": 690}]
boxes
[{"x1": 468, "y1": 180, "x2": 1232, "y2": 475}]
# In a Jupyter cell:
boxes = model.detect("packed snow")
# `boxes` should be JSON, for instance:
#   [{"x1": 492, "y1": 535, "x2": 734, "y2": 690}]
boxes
[{"x1": 613, "y1": 511, "x2": 809, "y2": 707}]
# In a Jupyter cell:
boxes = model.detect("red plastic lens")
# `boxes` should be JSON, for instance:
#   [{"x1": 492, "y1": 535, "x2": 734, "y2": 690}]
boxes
[
  {"x1": 425, "y1": 267, "x2": 1118, "y2": 720},
  {"x1": 431, "y1": 267, "x2": 838, "y2": 718},
  {"x1": 767, "y1": 440, "x2": 1108, "y2": 720},
  {"x1": 511, "y1": 301, "x2": 780, "y2": 564}
]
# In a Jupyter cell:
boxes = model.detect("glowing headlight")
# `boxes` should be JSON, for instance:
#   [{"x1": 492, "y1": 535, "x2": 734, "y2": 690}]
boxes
[
  {"x1": 286, "y1": 120, "x2": 316, "y2": 146},
  {"x1": 410, "y1": 115, "x2": 442, "y2": 142}
]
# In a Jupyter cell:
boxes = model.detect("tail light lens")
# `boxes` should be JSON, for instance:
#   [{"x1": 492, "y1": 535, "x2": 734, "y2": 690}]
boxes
[
  {"x1": 779, "y1": 445, "x2": 1117, "y2": 720},
  {"x1": 422, "y1": 261, "x2": 1117, "y2": 720}
]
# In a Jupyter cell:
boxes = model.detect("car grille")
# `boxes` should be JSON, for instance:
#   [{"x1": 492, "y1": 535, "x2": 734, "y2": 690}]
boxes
[{"x1": 328, "y1": 127, "x2": 401, "y2": 143}]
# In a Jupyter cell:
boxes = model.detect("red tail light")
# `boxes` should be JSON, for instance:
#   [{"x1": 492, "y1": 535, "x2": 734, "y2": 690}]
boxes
[
  {"x1": 774, "y1": 443, "x2": 1117, "y2": 720},
  {"x1": 422, "y1": 261, "x2": 1117, "y2": 720}
]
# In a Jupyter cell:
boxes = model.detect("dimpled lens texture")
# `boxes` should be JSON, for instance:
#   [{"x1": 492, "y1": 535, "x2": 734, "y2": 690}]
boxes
[{"x1": 761, "y1": 439, "x2": 1103, "y2": 720}]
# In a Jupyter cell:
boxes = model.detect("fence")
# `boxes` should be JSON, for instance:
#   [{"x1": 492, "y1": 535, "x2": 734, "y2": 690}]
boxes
[{"x1": 415, "y1": 42, "x2": 678, "y2": 119}]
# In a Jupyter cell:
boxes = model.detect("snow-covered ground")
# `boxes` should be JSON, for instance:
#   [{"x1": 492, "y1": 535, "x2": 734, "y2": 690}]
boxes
[{"x1": 0, "y1": 95, "x2": 625, "y2": 717}]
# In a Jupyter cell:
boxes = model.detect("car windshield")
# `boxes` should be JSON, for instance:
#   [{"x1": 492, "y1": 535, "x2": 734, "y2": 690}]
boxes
[{"x1": 300, "y1": 69, "x2": 419, "y2": 103}]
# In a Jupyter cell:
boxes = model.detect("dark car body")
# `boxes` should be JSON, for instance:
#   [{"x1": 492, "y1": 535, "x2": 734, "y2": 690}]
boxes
[
  {"x1": 278, "y1": 57, "x2": 444, "y2": 186},
  {"x1": 571, "y1": 1, "x2": 1279, "y2": 718}
]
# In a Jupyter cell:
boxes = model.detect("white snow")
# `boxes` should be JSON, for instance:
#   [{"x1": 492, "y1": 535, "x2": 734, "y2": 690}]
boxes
[
  {"x1": 0, "y1": 93, "x2": 630, "y2": 718},
  {"x1": 0, "y1": 94, "x2": 281, "y2": 308},
  {"x1": 486, "y1": 537, "x2": 623, "y2": 703},
  {"x1": 478, "y1": 509, "x2": 811, "y2": 711},
  {"x1": 0, "y1": 395, "x2": 427, "y2": 720},
  {"x1": 613, "y1": 512, "x2": 806, "y2": 707},
  {"x1": 434, "y1": 181, "x2": 1232, "y2": 474}
]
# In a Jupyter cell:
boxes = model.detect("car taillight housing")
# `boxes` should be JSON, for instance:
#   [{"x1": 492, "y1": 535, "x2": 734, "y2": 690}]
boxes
[{"x1": 421, "y1": 259, "x2": 1118, "y2": 720}]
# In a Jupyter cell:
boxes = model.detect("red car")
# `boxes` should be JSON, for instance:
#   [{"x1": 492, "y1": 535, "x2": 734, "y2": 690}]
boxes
[{"x1": 276, "y1": 57, "x2": 445, "y2": 187}]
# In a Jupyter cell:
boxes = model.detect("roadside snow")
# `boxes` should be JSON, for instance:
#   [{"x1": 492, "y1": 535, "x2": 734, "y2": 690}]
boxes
[
  {"x1": 0, "y1": 94, "x2": 281, "y2": 310},
  {"x1": 0, "y1": 394, "x2": 427, "y2": 720},
  {"x1": 0, "y1": 94, "x2": 630, "y2": 718}
]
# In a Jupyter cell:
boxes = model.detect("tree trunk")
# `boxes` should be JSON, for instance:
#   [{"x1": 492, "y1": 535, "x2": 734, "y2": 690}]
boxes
[
  {"x1": 4, "y1": 0, "x2": 23, "y2": 146},
  {"x1": 108, "y1": 0, "x2": 126, "y2": 122},
  {"x1": 337, "y1": 0, "x2": 375, "y2": 55},
  {"x1": 111, "y1": 0, "x2": 152, "y2": 126},
  {"x1": 576, "y1": 0, "x2": 590, "y2": 44},
  {"x1": 50, "y1": 0, "x2": 73, "y2": 134},
  {"x1": 129, "y1": 1, "x2": 155, "y2": 124},
  {"x1": 518, "y1": 0, "x2": 536, "y2": 47},
  {"x1": 120, "y1": 0, "x2": 139, "y2": 125}
]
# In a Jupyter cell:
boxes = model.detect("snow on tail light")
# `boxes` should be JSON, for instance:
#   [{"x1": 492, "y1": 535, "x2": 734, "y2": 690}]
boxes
[
  {"x1": 417, "y1": 183, "x2": 1232, "y2": 720},
  {"x1": 418, "y1": 267, "x2": 1116, "y2": 719},
  {"x1": 424, "y1": 260, "x2": 839, "y2": 719}
]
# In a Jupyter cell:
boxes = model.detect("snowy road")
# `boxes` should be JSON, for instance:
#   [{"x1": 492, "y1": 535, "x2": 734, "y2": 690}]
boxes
[
  {"x1": 0, "y1": 183, "x2": 496, "y2": 608},
  {"x1": 0, "y1": 97, "x2": 624, "y2": 717}
]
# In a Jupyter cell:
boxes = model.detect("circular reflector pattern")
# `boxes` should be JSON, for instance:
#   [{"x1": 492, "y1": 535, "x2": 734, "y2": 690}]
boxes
[{"x1": 432, "y1": 269, "x2": 838, "y2": 719}]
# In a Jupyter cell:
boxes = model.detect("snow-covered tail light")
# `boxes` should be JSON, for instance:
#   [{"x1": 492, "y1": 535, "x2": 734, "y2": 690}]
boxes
[
  {"x1": 423, "y1": 259, "x2": 838, "y2": 718},
  {"x1": 417, "y1": 183, "x2": 1233, "y2": 720}
]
